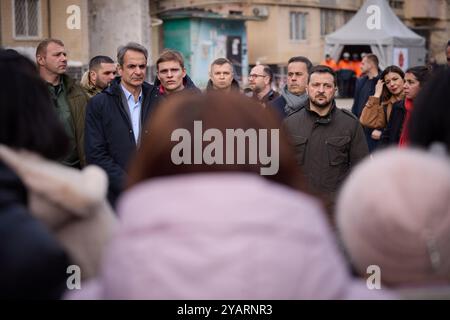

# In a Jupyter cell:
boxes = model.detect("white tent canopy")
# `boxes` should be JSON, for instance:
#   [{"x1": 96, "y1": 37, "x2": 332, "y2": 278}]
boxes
[{"x1": 325, "y1": 0, "x2": 426, "y2": 70}]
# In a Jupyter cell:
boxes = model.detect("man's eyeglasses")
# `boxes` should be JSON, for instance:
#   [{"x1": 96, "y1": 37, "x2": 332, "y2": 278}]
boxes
[{"x1": 248, "y1": 74, "x2": 267, "y2": 79}]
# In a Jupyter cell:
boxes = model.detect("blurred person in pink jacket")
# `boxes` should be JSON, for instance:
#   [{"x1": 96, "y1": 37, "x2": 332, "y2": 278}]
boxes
[{"x1": 68, "y1": 93, "x2": 392, "y2": 299}]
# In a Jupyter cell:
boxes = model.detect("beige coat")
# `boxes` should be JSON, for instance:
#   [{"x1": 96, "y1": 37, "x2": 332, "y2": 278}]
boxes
[{"x1": 0, "y1": 145, "x2": 117, "y2": 279}]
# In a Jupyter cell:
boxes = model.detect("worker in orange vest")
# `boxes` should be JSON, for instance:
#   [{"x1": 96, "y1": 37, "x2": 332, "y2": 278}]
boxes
[
  {"x1": 337, "y1": 52, "x2": 353, "y2": 70},
  {"x1": 337, "y1": 52, "x2": 355, "y2": 98},
  {"x1": 321, "y1": 54, "x2": 338, "y2": 71}
]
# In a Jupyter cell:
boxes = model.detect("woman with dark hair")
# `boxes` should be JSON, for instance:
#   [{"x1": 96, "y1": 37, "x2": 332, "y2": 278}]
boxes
[
  {"x1": 396, "y1": 66, "x2": 431, "y2": 146},
  {"x1": 68, "y1": 92, "x2": 391, "y2": 299},
  {"x1": 409, "y1": 67, "x2": 450, "y2": 153},
  {"x1": 0, "y1": 49, "x2": 71, "y2": 298},
  {"x1": 359, "y1": 65, "x2": 405, "y2": 145}
]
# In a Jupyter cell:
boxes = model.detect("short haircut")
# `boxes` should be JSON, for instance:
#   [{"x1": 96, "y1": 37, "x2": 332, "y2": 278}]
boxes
[
  {"x1": 287, "y1": 56, "x2": 313, "y2": 74},
  {"x1": 447, "y1": 40, "x2": 450, "y2": 47},
  {"x1": 89, "y1": 55, "x2": 114, "y2": 71},
  {"x1": 211, "y1": 57, "x2": 233, "y2": 69},
  {"x1": 364, "y1": 53, "x2": 379, "y2": 68},
  {"x1": 308, "y1": 65, "x2": 337, "y2": 86},
  {"x1": 117, "y1": 42, "x2": 148, "y2": 66},
  {"x1": 36, "y1": 38, "x2": 64, "y2": 57},
  {"x1": 156, "y1": 49, "x2": 185, "y2": 70},
  {"x1": 260, "y1": 64, "x2": 273, "y2": 83}
]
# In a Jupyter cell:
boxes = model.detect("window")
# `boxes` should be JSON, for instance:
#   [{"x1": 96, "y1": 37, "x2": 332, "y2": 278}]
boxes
[
  {"x1": 290, "y1": 12, "x2": 307, "y2": 41},
  {"x1": 320, "y1": 9, "x2": 336, "y2": 36},
  {"x1": 13, "y1": 0, "x2": 40, "y2": 38}
]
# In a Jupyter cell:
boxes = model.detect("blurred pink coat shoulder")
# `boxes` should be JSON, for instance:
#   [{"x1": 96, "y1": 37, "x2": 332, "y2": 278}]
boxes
[{"x1": 67, "y1": 173, "x2": 392, "y2": 299}]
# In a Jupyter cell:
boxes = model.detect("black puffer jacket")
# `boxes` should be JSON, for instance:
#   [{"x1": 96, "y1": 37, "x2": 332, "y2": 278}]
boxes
[{"x1": 0, "y1": 161, "x2": 71, "y2": 299}]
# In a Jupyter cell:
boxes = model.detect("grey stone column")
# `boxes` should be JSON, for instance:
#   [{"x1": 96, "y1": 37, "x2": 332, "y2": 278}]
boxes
[{"x1": 88, "y1": 0, "x2": 151, "y2": 63}]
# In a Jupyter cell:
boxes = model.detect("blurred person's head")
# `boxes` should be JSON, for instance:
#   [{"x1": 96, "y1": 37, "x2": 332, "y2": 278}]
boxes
[
  {"x1": 380, "y1": 65, "x2": 405, "y2": 101},
  {"x1": 127, "y1": 92, "x2": 307, "y2": 193},
  {"x1": 117, "y1": 42, "x2": 148, "y2": 92},
  {"x1": 360, "y1": 54, "x2": 379, "y2": 75},
  {"x1": 286, "y1": 56, "x2": 312, "y2": 96},
  {"x1": 306, "y1": 65, "x2": 337, "y2": 111},
  {"x1": 403, "y1": 66, "x2": 431, "y2": 101},
  {"x1": 343, "y1": 52, "x2": 350, "y2": 60},
  {"x1": 352, "y1": 53, "x2": 360, "y2": 61},
  {"x1": 156, "y1": 49, "x2": 186, "y2": 94},
  {"x1": 409, "y1": 67, "x2": 450, "y2": 153},
  {"x1": 209, "y1": 58, "x2": 234, "y2": 92},
  {"x1": 337, "y1": 148, "x2": 450, "y2": 288},
  {"x1": 36, "y1": 39, "x2": 67, "y2": 79},
  {"x1": 0, "y1": 49, "x2": 69, "y2": 160},
  {"x1": 88, "y1": 55, "x2": 116, "y2": 89},
  {"x1": 248, "y1": 65, "x2": 272, "y2": 94}
]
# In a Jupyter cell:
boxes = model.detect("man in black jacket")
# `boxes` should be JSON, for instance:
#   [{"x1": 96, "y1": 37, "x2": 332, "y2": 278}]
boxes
[
  {"x1": 85, "y1": 42, "x2": 159, "y2": 206},
  {"x1": 271, "y1": 56, "x2": 312, "y2": 119},
  {"x1": 153, "y1": 49, "x2": 201, "y2": 97}
]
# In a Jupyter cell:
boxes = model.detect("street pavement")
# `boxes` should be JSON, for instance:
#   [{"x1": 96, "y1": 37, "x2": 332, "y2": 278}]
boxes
[{"x1": 336, "y1": 98, "x2": 353, "y2": 111}]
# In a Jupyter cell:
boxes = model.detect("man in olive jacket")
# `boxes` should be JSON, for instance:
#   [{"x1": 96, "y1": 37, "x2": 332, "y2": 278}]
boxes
[
  {"x1": 284, "y1": 65, "x2": 369, "y2": 212},
  {"x1": 37, "y1": 39, "x2": 89, "y2": 168}
]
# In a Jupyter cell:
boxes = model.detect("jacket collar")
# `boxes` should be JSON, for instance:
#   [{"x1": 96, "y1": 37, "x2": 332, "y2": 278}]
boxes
[
  {"x1": 304, "y1": 100, "x2": 337, "y2": 124},
  {"x1": 153, "y1": 74, "x2": 200, "y2": 95},
  {"x1": 60, "y1": 73, "x2": 75, "y2": 92},
  {"x1": 205, "y1": 79, "x2": 240, "y2": 92}
]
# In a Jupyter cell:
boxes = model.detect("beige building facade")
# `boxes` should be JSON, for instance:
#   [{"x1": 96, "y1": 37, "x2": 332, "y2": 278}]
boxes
[
  {"x1": 0, "y1": 0, "x2": 89, "y2": 76},
  {"x1": 153, "y1": 0, "x2": 450, "y2": 84},
  {"x1": 0, "y1": 0, "x2": 152, "y2": 79}
]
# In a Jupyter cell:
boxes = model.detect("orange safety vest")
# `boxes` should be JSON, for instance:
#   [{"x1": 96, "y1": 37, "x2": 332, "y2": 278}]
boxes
[
  {"x1": 337, "y1": 59, "x2": 353, "y2": 71},
  {"x1": 321, "y1": 59, "x2": 338, "y2": 71}
]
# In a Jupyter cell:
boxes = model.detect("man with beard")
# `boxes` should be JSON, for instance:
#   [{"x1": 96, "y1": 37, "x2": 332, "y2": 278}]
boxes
[
  {"x1": 271, "y1": 56, "x2": 312, "y2": 118},
  {"x1": 80, "y1": 55, "x2": 117, "y2": 98},
  {"x1": 248, "y1": 64, "x2": 279, "y2": 105},
  {"x1": 284, "y1": 65, "x2": 368, "y2": 214}
]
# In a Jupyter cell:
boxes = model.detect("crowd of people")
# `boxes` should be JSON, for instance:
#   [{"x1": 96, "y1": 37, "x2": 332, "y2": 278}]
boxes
[{"x1": 0, "y1": 38, "x2": 450, "y2": 299}]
